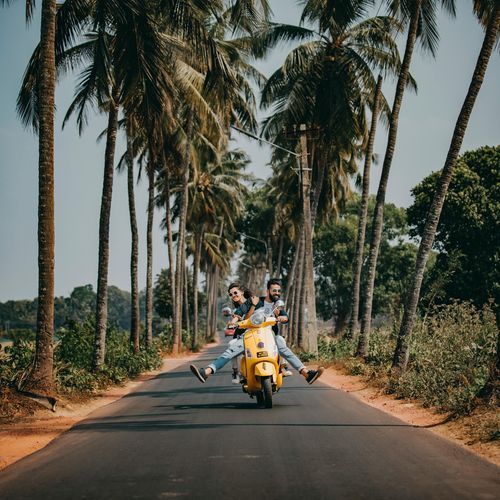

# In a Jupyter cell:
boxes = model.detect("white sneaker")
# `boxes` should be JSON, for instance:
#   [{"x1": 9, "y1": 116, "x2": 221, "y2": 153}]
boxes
[
  {"x1": 282, "y1": 370, "x2": 293, "y2": 377},
  {"x1": 232, "y1": 373, "x2": 241, "y2": 384}
]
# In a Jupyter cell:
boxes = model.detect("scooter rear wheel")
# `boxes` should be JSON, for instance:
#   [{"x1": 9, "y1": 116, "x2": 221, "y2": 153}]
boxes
[{"x1": 262, "y1": 377, "x2": 273, "y2": 408}]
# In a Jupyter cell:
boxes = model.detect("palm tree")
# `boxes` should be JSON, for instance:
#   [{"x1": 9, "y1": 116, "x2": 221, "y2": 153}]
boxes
[
  {"x1": 347, "y1": 75, "x2": 383, "y2": 339},
  {"x1": 3, "y1": 0, "x2": 57, "y2": 394},
  {"x1": 123, "y1": 114, "x2": 140, "y2": 353},
  {"x1": 357, "y1": 0, "x2": 457, "y2": 358},
  {"x1": 59, "y1": 2, "x2": 173, "y2": 368},
  {"x1": 259, "y1": 1, "x2": 402, "y2": 351},
  {"x1": 392, "y1": 0, "x2": 500, "y2": 373},
  {"x1": 186, "y1": 149, "x2": 251, "y2": 347}
]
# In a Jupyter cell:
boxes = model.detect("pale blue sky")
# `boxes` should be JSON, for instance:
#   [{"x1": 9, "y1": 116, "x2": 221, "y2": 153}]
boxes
[{"x1": 0, "y1": 1, "x2": 498, "y2": 301}]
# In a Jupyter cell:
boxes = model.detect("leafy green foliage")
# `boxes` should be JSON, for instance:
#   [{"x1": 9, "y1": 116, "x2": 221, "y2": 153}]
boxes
[
  {"x1": 0, "y1": 284, "x2": 145, "y2": 336},
  {"x1": 407, "y1": 145, "x2": 500, "y2": 310},
  {"x1": 154, "y1": 268, "x2": 204, "y2": 322},
  {"x1": 1, "y1": 319, "x2": 165, "y2": 394},
  {"x1": 314, "y1": 195, "x2": 418, "y2": 332},
  {"x1": 303, "y1": 302, "x2": 497, "y2": 414}
]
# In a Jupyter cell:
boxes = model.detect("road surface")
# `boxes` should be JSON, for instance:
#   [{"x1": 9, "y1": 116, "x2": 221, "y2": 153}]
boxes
[{"x1": 0, "y1": 340, "x2": 498, "y2": 499}]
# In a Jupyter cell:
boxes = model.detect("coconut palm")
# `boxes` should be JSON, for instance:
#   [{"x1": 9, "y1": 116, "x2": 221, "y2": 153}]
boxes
[
  {"x1": 258, "y1": 0, "x2": 404, "y2": 351},
  {"x1": 186, "y1": 149, "x2": 251, "y2": 347},
  {"x1": 392, "y1": 0, "x2": 500, "y2": 373},
  {"x1": 2, "y1": 0, "x2": 57, "y2": 394},
  {"x1": 357, "y1": 0, "x2": 457, "y2": 358},
  {"x1": 346, "y1": 75, "x2": 383, "y2": 339}
]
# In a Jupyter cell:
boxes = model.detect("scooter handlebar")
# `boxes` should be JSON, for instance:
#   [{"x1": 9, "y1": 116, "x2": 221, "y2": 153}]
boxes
[{"x1": 236, "y1": 316, "x2": 277, "y2": 329}]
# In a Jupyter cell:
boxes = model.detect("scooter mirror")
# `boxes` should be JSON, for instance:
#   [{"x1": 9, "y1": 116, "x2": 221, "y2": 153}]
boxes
[
  {"x1": 274, "y1": 299, "x2": 285, "y2": 309},
  {"x1": 221, "y1": 306, "x2": 232, "y2": 317}
]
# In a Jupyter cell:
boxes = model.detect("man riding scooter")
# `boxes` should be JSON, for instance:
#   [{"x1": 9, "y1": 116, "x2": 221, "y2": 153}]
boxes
[{"x1": 190, "y1": 280, "x2": 324, "y2": 385}]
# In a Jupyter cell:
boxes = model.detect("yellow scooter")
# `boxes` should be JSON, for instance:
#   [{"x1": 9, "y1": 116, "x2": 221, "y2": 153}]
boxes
[{"x1": 236, "y1": 311, "x2": 284, "y2": 408}]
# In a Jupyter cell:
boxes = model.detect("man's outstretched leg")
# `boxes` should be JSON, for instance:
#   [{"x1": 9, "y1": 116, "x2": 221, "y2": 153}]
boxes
[{"x1": 274, "y1": 335, "x2": 324, "y2": 384}]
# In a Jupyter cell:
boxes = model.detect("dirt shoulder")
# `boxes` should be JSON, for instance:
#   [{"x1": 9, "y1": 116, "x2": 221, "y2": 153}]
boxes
[{"x1": 1, "y1": 347, "x2": 498, "y2": 471}]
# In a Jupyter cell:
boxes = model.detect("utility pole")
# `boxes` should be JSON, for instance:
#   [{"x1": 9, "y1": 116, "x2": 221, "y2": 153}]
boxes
[{"x1": 299, "y1": 124, "x2": 318, "y2": 352}]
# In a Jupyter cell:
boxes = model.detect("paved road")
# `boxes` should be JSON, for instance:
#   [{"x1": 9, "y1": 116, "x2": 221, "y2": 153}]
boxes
[{"x1": 1, "y1": 340, "x2": 499, "y2": 499}]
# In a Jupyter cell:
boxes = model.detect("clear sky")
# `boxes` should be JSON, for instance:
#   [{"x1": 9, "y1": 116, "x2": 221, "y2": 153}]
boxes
[{"x1": 0, "y1": 1, "x2": 498, "y2": 301}]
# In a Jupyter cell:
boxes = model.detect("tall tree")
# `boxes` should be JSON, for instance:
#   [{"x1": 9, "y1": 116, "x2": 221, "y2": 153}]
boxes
[
  {"x1": 125, "y1": 115, "x2": 140, "y2": 353},
  {"x1": 392, "y1": 1, "x2": 500, "y2": 373},
  {"x1": 2, "y1": 0, "x2": 58, "y2": 393},
  {"x1": 347, "y1": 75, "x2": 383, "y2": 339},
  {"x1": 259, "y1": 0, "x2": 403, "y2": 351},
  {"x1": 357, "y1": 0, "x2": 456, "y2": 357}
]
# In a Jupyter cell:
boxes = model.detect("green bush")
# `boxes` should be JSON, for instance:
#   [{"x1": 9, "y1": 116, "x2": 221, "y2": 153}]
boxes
[
  {"x1": 0, "y1": 319, "x2": 165, "y2": 395},
  {"x1": 0, "y1": 340, "x2": 34, "y2": 386},
  {"x1": 54, "y1": 321, "x2": 163, "y2": 392},
  {"x1": 365, "y1": 328, "x2": 397, "y2": 367},
  {"x1": 396, "y1": 301, "x2": 497, "y2": 413}
]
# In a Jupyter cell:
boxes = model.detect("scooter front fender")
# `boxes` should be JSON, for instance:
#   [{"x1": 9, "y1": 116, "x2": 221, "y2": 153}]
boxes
[{"x1": 254, "y1": 362, "x2": 277, "y2": 377}]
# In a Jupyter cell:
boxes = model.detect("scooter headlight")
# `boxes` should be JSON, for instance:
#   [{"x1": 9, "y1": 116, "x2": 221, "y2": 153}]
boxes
[{"x1": 250, "y1": 311, "x2": 266, "y2": 326}]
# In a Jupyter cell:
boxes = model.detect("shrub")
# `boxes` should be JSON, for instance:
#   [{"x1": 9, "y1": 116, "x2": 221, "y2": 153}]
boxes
[
  {"x1": 396, "y1": 301, "x2": 497, "y2": 413},
  {"x1": 0, "y1": 340, "x2": 34, "y2": 386}
]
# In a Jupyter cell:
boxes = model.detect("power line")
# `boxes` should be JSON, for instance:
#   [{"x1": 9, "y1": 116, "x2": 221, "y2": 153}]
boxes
[{"x1": 230, "y1": 125, "x2": 301, "y2": 157}]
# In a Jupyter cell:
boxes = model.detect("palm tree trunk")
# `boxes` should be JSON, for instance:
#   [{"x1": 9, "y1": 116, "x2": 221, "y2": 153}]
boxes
[
  {"x1": 93, "y1": 89, "x2": 119, "y2": 370},
  {"x1": 311, "y1": 150, "x2": 326, "y2": 227},
  {"x1": 210, "y1": 266, "x2": 219, "y2": 341},
  {"x1": 183, "y1": 263, "x2": 190, "y2": 338},
  {"x1": 205, "y1": 266, "x2": 213, "y2": 341},
  {"x1": 145, "y1": 160, "x2": 155, "y2": 348},
  {"x1": 392, "y1": 5, "x2": 500, "y2": 373},
  {"x1": 292, "y1": 232, "x2": 305, "y2": 347},
  {"x1": 347, "y1": 75, "x2": 383, "y2": 340},
  {"x1": 276, "y1": 233, "x2": 284, "y2": 279},
  {"x1": 174, "y1": 117, "x2": 193, "y2": 352},
  {"x1": 126, "y1": 118, "x2": 140, "y2": 354},
  {"x1": 163, "y1": 165, "x2": 177, "y2": 351},
  {"x1": 267, "y1": 236, "x2": 273, "y2": 278},
  {"x1": 23, "y1": 0, "x2": 57, "y2": 394},
  {"x1": 285, "y1": 227, "x2": 302, "y2": 344},
  {"x1": 192, "y1": 230, "x2": 202, "y2": 349},
  {"x1": 357, "y1": 2, "x2": 422, "y2": 358},
  {"x1": 297, "y1": 239, "x2": 307, "y2": 348},
  {"x1": 299, "y1": 124, "x2": 318, "y2": 352}
]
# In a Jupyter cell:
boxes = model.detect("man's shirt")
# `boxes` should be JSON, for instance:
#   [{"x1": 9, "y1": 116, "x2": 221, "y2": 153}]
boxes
[{"x1": 255, "y1": 297, "x2": 288, "y2": 335}]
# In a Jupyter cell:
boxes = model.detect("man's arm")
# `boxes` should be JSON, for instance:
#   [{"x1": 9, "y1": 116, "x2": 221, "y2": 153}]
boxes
[{"x1": 274, "y1": 307, "x2": 289, "y2": 324}]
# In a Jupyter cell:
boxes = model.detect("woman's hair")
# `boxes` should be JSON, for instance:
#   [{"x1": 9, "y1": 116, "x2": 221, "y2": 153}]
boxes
[
  {"x1": 227, "y1": 282, "x2": 242, "y2": 293},
  {"x1": 243, "y1": 288, "x2": 254, "y2": 299}
]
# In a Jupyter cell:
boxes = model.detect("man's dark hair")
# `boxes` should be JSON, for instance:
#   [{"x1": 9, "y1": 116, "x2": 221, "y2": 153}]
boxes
[
  {"x1": 267, "y1": 278, "x2": 281, "y2": 290},
  {"x1": 227, "y1": 282, "x2": 242, "y2": 293}
]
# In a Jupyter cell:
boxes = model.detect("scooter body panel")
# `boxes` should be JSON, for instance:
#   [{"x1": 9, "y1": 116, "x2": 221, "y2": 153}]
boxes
[{"x1": 241, "y1": 326, "x2": 282, "y2": 394}]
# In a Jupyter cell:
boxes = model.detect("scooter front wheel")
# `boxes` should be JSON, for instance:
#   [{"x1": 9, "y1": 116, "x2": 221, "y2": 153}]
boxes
[
  {"x1": 256, "y1": 391, "x2": 264, "y2": 407},
  {"x1": 262, "y1": 376, "x2": 273, "y2": 409}
]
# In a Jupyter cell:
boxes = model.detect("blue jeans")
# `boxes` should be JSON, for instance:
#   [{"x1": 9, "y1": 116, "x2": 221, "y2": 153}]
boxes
[{"x1": 208, "y1": 334, "x2": 305, "y2": 373}]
